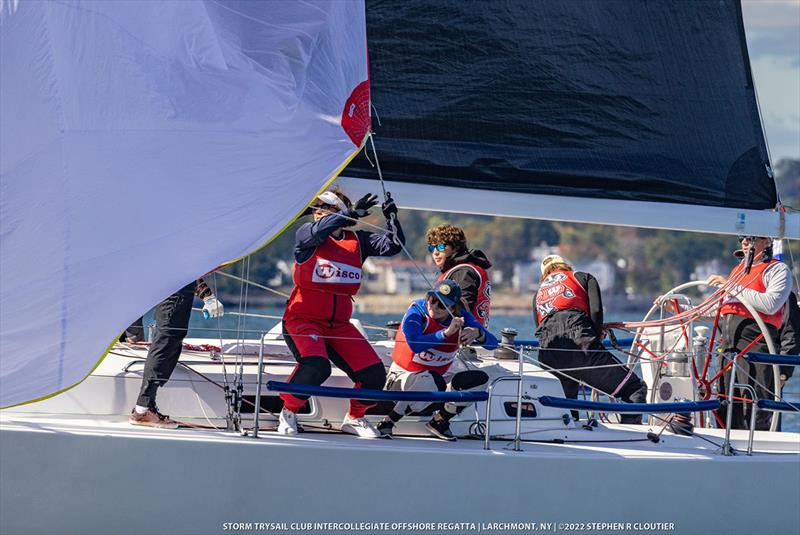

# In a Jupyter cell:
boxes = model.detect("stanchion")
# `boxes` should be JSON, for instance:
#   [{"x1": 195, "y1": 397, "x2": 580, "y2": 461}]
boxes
[{"x1": 252, "y1": 334, "x2": 265, "y2": 439}]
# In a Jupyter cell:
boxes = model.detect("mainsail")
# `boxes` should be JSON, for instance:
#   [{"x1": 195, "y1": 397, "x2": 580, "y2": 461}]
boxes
[
  {"x1": 342, "y1": 0, "x2": 798, "y2": 238},
  {"x1": 0, "y1": 0, "x2": 370, "y2": 407}
]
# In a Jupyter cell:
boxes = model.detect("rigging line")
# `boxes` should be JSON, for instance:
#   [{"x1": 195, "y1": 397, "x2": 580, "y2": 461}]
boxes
[
  {"x1": 749, "y1": 56, "x2": 776, "y2": 181},
  {"x1": 368, "y1": 132, "x2": 388, "y2": 199},
  {"x1": 648, "y1": 413, "x2": 724, "y2": 449},
  {"x1": 513, "y1": 344, "x2": 620, "y2": 399},
  {"x1": 239, "y1": 257, "x2": 252, "y2": 382},
  {"x1": 211, "y1": 272, "x2": 230, "y2": 389},
  {"x1": 208, "y1": 273, "x2": 393, "y2": 333},
  {"x1": 187, "y1": 367, "x2": 222, "y2": 430},
  {"x1": 313, "y1": 204, "x2": 453, "y2": 323},
  {"x1": 716, "y1": 352, "x2": 800, "y2": 412},
  {"x1": 614, "y1": 269, "x2": 750, "y2": 329},
  {"x1": 785, "y1": 240, "x2": 800, "y2": 300},
  {"x1": 216, "y1": 270, "x2": 290, "y2": 299}
]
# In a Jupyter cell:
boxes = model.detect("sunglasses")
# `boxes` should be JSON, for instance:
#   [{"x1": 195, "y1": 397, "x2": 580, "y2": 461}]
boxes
[
  {"x1": 429, "y1": 298, "x2": 453, "y2": 311},
  {"x1": 428, "y1": 243, "x2": 447, "y2": 253},
  {"x1": 313, "y1": 203, "x2": 337, "y2": 212}
]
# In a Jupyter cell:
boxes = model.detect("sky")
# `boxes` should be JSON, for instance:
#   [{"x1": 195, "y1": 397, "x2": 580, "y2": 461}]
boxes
[{"x1": 742, "y1": 0, "x2": 800, "y2": 163}]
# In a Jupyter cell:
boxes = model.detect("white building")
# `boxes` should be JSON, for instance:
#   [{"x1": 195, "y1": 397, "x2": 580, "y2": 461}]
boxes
[
  {"x1": 513, "y1": 244, "x2": 616, "y2": 294},
  {"x1": 362, "y1": 259, "x2": 440, "y2": 294}
]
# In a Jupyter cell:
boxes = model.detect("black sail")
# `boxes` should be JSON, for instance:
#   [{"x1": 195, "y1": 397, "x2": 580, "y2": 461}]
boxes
[{"x1": 347, "y1": 0, "x2": 776, "y2": 210}]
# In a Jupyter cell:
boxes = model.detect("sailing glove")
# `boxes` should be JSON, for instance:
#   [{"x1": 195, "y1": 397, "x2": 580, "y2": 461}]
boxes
[
  {"x1": 381, "y1": 192, "x2": 398, "y2": 219},
  {"x1": 202, "y1": 295, "x2": 224, "y2": 319},
  {"x1": 353, "y1": 193, "x2": 379, "y2": 218}
]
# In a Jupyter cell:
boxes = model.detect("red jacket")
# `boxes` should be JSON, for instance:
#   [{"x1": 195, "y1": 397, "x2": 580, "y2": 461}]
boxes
[
  {"x1": 286, "y1": 230, "x2": 362, "y2": 323},
  {"x1": 535, "y1": 269, "x2": 590, "y2": 324}
]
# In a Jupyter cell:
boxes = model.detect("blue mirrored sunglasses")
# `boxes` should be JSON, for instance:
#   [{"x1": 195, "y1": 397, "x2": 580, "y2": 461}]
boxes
[{"x1": 428, "y1": 243, "x2": 446, "y2": 253}]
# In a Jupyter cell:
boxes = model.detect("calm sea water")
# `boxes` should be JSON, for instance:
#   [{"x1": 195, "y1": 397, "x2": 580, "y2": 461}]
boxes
[{"x1": 144, "y1": 306, "x2": 798, "y2": 433}]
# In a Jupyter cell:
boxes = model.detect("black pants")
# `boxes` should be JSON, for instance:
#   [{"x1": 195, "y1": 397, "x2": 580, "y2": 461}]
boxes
[
  {"x1": 136, "y1": 283, "x2": 195, "y2": 408},
  {"x1": 538, "y1": 322, "x2": 647, "y2": 424},
  {"x1": 120, "y1": 317, "x2": 145, "y2": 343},
  {"x1": 718, "y1": 315, "x2": 778, "y2": 430}
]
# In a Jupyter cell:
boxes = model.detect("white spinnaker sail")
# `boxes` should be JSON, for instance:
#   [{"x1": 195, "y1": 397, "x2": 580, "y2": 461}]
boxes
[{"x1": 0, "y1": 0, "x2": 370, "y2": 407}]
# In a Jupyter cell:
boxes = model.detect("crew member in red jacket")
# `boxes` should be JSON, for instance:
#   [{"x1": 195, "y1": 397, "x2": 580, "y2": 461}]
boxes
[
  {"x1": 707, "y1": 236, "x2": 792, "y2": 429},
  {"x1": 426, "y1": 224, "x2": 492, "y2": 327},
  {"x1": 534, "y1": 254, "x2": 647, "y2": 424},
  {"x1": 278, "y1": 187, "x2": 404, "y2": 438}
]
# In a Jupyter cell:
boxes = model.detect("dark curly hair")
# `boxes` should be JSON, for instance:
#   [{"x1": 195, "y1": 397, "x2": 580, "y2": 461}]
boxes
[{"x1": 426, "y1": 224, "x2": 467, "y2": 251}]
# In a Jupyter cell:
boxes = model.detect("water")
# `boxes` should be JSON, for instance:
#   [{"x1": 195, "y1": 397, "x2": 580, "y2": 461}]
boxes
[{"x1": 143, "y1": 306, "x2": 799, "y2": 433}]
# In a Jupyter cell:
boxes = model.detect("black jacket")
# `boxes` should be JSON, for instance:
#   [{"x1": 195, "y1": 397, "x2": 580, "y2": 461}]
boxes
[{"x1": 441, "y1": 249, "x2": 492, "y2": 312}]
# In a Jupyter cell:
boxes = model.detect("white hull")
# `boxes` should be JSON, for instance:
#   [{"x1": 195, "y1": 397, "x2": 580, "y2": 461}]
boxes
[{"x1": 2, "y1": 338, "x2": 799, "y2": 535}]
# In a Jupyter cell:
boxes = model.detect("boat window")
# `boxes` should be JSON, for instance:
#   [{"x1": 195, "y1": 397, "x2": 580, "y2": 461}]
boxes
[{"x1": 503, "y1": 401, "x2": 537, "y2": 418}]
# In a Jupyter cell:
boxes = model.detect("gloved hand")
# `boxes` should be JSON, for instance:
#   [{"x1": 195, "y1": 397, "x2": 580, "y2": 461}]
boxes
[
  {"x1": 353, "y1": 193, "x2": 379, "y2": 218},
  {"x1": 381, "y1": 192, "x2": 398, "y2": 219},
  {"x1": 202, "y1": 295, "x2": 224, "y2": 319}
]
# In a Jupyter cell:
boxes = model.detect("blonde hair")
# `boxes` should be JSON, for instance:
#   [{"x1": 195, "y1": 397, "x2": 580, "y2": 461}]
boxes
[{"x1": 540, "y1": 262, "x2": 573, "y2": 282}]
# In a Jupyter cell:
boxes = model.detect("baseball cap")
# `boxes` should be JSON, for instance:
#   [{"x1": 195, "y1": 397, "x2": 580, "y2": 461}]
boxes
[
  {"x1": 427, "y1": 280, "x2": 462, "y2": 308},
  {"x1": 541, "y1": 254, "x2": 567, "y2": 275}
]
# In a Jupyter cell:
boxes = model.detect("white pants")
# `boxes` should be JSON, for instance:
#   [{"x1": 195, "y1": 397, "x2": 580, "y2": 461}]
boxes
[{"x1": 386, "y1": 362, "x2": 487, "y2": 416}]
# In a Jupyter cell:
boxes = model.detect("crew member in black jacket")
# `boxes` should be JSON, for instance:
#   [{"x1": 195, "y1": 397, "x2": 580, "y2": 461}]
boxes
[
  {"x1": 534, "y1": 254, "x2": 647, "y2": 423},
  {"x1": 426, "y1": 224, "x2": 492, "y2": 327}
]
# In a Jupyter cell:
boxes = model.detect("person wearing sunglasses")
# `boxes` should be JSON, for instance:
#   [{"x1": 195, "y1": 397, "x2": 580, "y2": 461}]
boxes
[
  {"x1": 376, "y1": 280, "x2": 498, "y2": 440},
  {"x1": 426, "y1": 224, "x2": 492, "y2": 328},
  {"x1": 706, "y1": 235, "x2": 792, "y2": 430},
  {"x1": 534, "y1": 255, "x2": 647, "y2": 424},
  {"x1": 278, "y1": 186, "x2": 405, "y2": 438}
]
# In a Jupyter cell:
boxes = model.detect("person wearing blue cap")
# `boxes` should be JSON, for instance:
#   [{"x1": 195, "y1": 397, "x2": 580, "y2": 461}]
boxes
[{"x1": 377, "y1": 280, "x2": 498, "y2": 440}]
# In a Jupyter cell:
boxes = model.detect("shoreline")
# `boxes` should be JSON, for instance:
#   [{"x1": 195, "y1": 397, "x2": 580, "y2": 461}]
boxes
[{"x1": 218, "y1": 289, "x2": 655, "y2": 316}]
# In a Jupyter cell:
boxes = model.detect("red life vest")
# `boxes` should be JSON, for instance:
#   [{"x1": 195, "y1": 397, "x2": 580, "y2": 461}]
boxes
[
  {"x1": 286, "y1": 230, "x2": 362, "y2": 323},
  {"x1": 535, "y1": 269, "x2": 590, "y2": 324},
  {"x1": 438, "y1": 263, "x2": 492, "y2": 327},
  {"x1": 392, "y1": 315, "x2": 460, "y2": 375},
  {"x1": 719, "y1": 259, "x2": 784, "y2": 329}
]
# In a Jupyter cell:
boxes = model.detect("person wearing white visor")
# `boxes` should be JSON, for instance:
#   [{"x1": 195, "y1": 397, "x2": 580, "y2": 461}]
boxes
[{"x1": 278, "y1": 186, "x2": 405, "y2": 438}]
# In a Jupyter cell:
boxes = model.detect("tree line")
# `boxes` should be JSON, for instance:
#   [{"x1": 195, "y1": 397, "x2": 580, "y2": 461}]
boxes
[{"x1": 215, "y1": 159, "x2": 800, "y2": 299}]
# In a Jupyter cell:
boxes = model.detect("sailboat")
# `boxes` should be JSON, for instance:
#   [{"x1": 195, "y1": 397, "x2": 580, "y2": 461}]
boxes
[{"x1": 2, "y1": 1, "x2": 798, "y2": 534}]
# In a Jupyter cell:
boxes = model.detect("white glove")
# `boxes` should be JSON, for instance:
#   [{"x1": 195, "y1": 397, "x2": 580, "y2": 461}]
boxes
[{"x1": 202, "y1": 295, "x2": 224, "y2": 319}]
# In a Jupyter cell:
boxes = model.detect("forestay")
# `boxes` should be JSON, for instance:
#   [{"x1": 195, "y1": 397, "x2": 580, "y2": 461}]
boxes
[{"x1": 0, "y1": 0, "x2": 370, "y2": 407}]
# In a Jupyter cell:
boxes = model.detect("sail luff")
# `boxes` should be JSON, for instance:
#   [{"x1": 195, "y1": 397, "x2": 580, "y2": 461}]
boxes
[{"x1": 0, "y1": 0, "x2": 370, "y2": 408}]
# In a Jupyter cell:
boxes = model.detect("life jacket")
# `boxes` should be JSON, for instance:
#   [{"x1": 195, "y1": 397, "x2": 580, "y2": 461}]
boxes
[
  {"x1": 719, "y1": 259, "x2": 784, "y2": 329},
  {"x1": 535, "y1": 269, "x2": 590, "y2": 324},
  {"x1": 438, "y1": 263, "x2": 491, "y2": 327},
  {"x1": 392, "y1": 314, "x2": 460, "y2": 375},
  {"x1": 286, "y1": 230, "x2": 361, "y2": 323}
]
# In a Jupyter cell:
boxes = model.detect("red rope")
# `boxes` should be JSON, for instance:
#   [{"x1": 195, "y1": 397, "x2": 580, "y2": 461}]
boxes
[{"x1": 700, "y1": 302, "x2": 722, "y2": 381}]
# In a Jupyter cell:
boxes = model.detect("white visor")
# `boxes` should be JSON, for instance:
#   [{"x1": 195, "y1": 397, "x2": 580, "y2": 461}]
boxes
[{"x1": 317, "y1": 191, "x2": 348, "y2": 213}]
